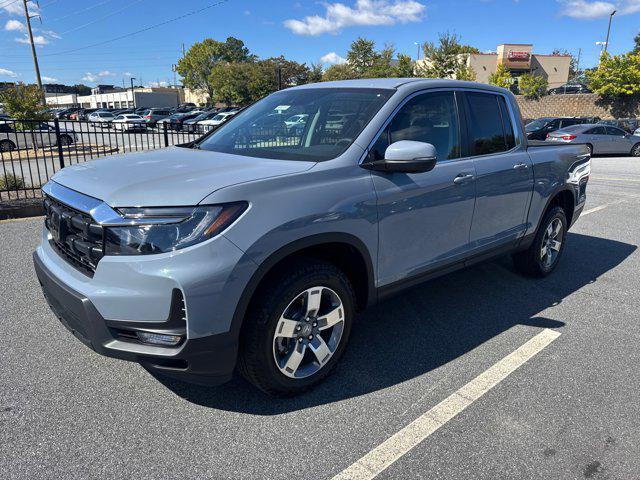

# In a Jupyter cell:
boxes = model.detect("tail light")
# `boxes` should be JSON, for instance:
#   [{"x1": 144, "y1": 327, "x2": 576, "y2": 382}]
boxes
[{"x1": 561, "y1": 134, "x2": 577, "y2": 141}]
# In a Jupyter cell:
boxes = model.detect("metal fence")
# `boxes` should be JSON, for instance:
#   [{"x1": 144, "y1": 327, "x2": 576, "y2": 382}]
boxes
[{"x1": 0, "y1": 118, "x2": 203, "y2": 202}]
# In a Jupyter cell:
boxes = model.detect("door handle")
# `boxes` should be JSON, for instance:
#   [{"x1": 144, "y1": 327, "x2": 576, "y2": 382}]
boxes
[
  {"x1": 513, "y1": 162, "x2": 529, "y2": 169},
  {"x1": 453, "y1": 173, "x2": 474, "y2": 184}
]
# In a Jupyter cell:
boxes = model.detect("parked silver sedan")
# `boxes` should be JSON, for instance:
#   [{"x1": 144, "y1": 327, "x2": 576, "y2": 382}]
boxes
[{"x1": 546, "y1": 124, "x2": 640, "y2": 156}]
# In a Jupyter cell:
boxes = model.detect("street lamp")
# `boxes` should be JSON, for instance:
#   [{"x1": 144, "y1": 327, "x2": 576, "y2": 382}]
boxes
[
  {"x1": 603, "y1": 10, "x2": 616, "y2": 54},
  {"x1": 130, "y1": 77, "x2": 136, "y2": 109}
]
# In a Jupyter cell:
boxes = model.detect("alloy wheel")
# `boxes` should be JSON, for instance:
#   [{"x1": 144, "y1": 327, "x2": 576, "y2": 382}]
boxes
[
  {"x1": 272, "y1": 286, "x2": 345, "y2": 379},
  {"x1": 541, "y1": 218, "x2": 563, "y2": 269}
]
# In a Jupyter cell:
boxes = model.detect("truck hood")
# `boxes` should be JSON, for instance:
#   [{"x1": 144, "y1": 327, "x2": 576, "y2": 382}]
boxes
[{"x1": 51, "y1": 147, "x2": 315, "y2": 207}]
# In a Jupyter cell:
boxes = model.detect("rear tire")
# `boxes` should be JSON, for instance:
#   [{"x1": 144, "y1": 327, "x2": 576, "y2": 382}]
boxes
[
  {"x1": 239, "y1": 259, "x2": 355, "y2": 396},
  {"x1": 58, "y1": 134, "x2": 73, "y2": 147},
  {"x1": 586, "y1": 143, "x2": 593, "y2": 155},
  {"x1": 0, "y1": 140, "x2": 16, "y2": 152},
  {"x1": 631, "y1": 143, "x2": 640, "y2": 157},
  {"x1": 513, "y1": 206, "x2": 567, "y2": 278}
]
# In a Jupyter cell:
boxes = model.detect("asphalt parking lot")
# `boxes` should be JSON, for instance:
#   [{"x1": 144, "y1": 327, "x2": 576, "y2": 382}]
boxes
[{"x1": 1, "y1": 157, "x2": 639, "y2": 480}]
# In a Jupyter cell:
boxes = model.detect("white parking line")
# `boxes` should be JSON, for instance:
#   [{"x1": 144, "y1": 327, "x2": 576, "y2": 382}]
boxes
[
  {"x1": 581, "y1": 199, "x2": 627, "y2": 216},
  {"x1": 332, "y1": 328, "x2": 562, "y2": 480}
]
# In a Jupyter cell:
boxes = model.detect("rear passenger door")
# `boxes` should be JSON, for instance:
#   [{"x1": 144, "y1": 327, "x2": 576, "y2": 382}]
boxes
[{"x1": 462, "y1": 91, "x2": 534, "y2": 252}]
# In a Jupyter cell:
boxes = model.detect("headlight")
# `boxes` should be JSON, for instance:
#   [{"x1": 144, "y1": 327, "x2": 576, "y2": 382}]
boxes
[{"x1": 104, "y1": 202, "x2": 247, "y2": 255}]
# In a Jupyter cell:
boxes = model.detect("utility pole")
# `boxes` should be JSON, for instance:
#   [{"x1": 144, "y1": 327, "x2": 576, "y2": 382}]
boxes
[
  {"x1": 22, "y1": 0, "x2": 43, "y2": 91},
  {"x1": 575, "y1": 48, "x2": 582, "y2": 80},
  {"x1": 130, "y1": 77, "x2": 136, "y2": 108},
  {"x1": 604, "y1": 10, "x2": 616, "y2": 54},
  {"x1": 414, "y1": 42, "x2": 421, "y2": 61}
]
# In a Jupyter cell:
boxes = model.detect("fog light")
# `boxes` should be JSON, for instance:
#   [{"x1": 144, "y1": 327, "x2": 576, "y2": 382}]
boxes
[{"x1": 136, "y1": 331, "x2": 183, "y2": 346}]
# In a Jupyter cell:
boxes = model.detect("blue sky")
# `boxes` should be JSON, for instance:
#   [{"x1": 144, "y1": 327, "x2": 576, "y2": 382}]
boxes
[{"x1": 1, "y1": 0, "x2": 639, "y2": 87}]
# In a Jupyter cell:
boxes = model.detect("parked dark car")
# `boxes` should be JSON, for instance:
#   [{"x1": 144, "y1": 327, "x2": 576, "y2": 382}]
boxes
[
  {"x1": 598, "y1": 118, "x2": 639, "y2": 134},
  {"x1": 548, "y1": 83, "x2": 592, "y2": 95},
  {"x1": 525, "y1": 117, "x2": 593, "y2": 140}
]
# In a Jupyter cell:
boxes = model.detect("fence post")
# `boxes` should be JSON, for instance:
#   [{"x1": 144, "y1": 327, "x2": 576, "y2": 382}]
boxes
[
  {"x1": 53, "y1": 118, "x2": 65, "y2": 169},
  {"x1": 163, "y1": 122, "x2": 169, "y2": 148}
]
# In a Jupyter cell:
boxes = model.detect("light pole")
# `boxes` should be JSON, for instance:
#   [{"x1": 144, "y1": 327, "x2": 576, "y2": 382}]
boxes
[
  {"x1": 414, "y1": 42, "x2": 421, "y2": 61},
  {"x1": 603, "y1": 10, "x2": 616, "y2": 54},
  {"x1": 130, "y1": 77, "x2": 136, "y2": 109}
]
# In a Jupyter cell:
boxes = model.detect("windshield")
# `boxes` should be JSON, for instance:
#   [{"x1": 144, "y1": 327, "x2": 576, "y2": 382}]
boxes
[
  {"x1": 198, "y1": 88, "x2": 393, "y2": 162},
  {"x1": 525, "y1": 119, "x2": 551, "y2": 131}
]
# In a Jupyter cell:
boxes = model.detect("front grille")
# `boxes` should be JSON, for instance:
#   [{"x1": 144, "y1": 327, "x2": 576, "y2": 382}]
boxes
[{"x1": 44, "y1": 195, "x2": 104, "y2": 276}]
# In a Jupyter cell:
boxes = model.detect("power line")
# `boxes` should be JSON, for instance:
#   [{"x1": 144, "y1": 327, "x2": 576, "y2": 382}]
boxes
[
  {"x1": 0, "y1": 0, "x2": 20, "y2": 9},
  {"x1": 42, "y1": 0, "x2": 230, "y2": 57},
  {"x1": 46, "y1": 0, "x2": 116, "y2": 24},
  {"x1": 58, "y1": 0, "x2": 145, "y2": 35}
]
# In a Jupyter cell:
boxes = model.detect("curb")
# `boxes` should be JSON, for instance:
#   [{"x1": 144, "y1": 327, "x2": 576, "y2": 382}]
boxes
[{"x1": 0, "y1": 201, "x2": 44, "y2": 221}]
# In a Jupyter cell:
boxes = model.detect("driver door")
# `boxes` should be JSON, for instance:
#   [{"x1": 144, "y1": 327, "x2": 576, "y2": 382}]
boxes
[{"x1": 368, "y1": 90, "x2": 477, "y2": 287}]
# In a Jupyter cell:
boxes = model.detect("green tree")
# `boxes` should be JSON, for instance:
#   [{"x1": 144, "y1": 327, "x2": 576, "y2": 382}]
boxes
[
  {"x1": 71, "y1": 84, "x2": 91, "y2": 95},
  {"x1": 347, "y1": 37, "x2": 378, "y2": 77},
  {"x1": 519, "y1": 73, "x2": 548, "y2": 99},
  {"x1": 209, "y1": 62, "x2": 252, "y2": 105},
  {"x1": 393, "y1": 54, "x2": 415, "y2": 78},
  {"x1": 308, "y1": 63, "x2": 324, "y2": 83},
  {"x1": 366, "y1": 45, "x2": 397, "y2": 78},
  {"x1": 488, "y1": 63, "x2": 512, "y2": 88},
  {"x1": 586, "y1": 52, "x2": 640, "y2": 97},
  {"x1": 455, "y1": 63, "x2": 476, "y2": 81},
  {"x1": 176, "y1": 37, "x2": 253, "y2": 102},
  {"x1": 0, "y1": 83, "x2": 49, "y2": 124},
  {"x1": 418, "y1": 32, "x2": 479, "y2": 79},
  {"x1": 322, "y1": 63, "x2": 356, "y2": 81},
  {"x1": 633, "y1": 33, "x2": 640, "y2": 54}
]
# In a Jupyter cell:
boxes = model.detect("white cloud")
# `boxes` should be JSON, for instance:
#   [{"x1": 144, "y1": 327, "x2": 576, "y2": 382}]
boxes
[
  {"x1": 2, "y1": 1, "x2": 38, "y2": 16},
  {"x1": 81, "y1": 70, "x2": 116, "y2": 82},
  {"x1": 320, "y1": 52, "x2": 347, "y2": 65},
  {"x1": 149, "y1": 81, "x2": 168, "y2": 87},
  {"x1": 15, "y1": 34, "x2": 48, "y2": 45},
  {"x1": 558, "y1": 0, "x2": 640, "y2": 18},
  {"x1": 0, "y1": 68, "x2": 18, "y2": 78},
  {"x1": 42, "y1": 76, "x2": 58, "y2": 82},
  {"x1": 124, "y1": 72, "x2": 134, "y2": 77},
  {"x1": 5, "y1": 20, "x2": 25, "y2": 32},
  {"x1": 82, "y1": 72, "x2": 99, "y2": 82},
  {"x1": 284, "y1": 0, "x2": 426, "y2": 35}
]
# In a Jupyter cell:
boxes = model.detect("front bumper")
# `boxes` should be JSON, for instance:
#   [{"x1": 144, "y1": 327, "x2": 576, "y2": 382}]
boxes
[{"x1": 34, "y1": 252, "x2": 237, "y2": 385}]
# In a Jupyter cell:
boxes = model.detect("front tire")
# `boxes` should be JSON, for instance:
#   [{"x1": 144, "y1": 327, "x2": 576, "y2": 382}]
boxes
[
  {"x1": 0, "y1": 139, "x2": 16, "y2": 152},
  {"x1": 513, "y1": 206, "x2": 567, "y2": 278},
  {"x1": 631, "y1": 143, "x2": 640, "y2": 157},
  {"x1": 239, "y1": 259, "x2": 355, "y2": 396}
]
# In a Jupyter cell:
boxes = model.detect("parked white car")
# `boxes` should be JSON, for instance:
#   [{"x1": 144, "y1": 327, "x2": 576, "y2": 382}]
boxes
[
  {"x1": 88, "y1": 111, "x2": 115, "y2": 128},
  {"x1": 112, "y1": 114, "x2": 147, "y2": 131},
  {"x1": 0, "y1": 121, "x2": 76, "y2": 152},
  {"x1": 198, "y1": 112, "x2": 236, "y2": 132}
]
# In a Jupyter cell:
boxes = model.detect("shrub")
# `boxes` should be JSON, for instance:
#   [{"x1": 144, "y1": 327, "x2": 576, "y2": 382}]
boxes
[{"x1": 0, "y1": 173, "x2": 26, "y2": 191}]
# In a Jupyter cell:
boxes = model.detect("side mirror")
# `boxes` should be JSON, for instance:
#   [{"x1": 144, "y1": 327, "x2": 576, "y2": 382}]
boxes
[{"x1": 363, "y1": 140, "x2": 438, "y2": 174}]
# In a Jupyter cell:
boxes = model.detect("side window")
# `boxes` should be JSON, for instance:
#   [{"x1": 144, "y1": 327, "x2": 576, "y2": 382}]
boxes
[
  {"x1": 497, "y1": 96, "x2": 516, "y2": 150},
  {"x1": 369, "y1": 91, "x2": 460, "y2": 162},
  {"x1": 605, "y1": 126, "x2": 625, "y2": 136},
  {"x1": 561, "y1": 119, "x2": 579, "y2": 128},
  {"x1": 592, "y1": 126, "x2": 606, "y2": 135},
  {"x1": 466, "y1": 92, "x2": 509, "y2": 156}
]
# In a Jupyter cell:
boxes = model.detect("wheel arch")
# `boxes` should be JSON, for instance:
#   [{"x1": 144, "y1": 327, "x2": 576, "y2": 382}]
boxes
[{"x1": 230, "y1": 233, "x2": 376, "y2": 336}]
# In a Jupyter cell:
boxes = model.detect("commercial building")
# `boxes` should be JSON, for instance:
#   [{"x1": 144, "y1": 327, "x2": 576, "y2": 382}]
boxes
[
  {"x1": 45, "y1": 86, "x2": 184, "y2": 109},
  {"x1": 417, "y1": 44, "x2": 572, "y2": 90}
]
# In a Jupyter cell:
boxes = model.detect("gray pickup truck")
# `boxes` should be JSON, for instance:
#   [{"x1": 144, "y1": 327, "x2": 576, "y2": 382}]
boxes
[{"x1": 33, "y1": 79, "x2": 590, "y2": 396}]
